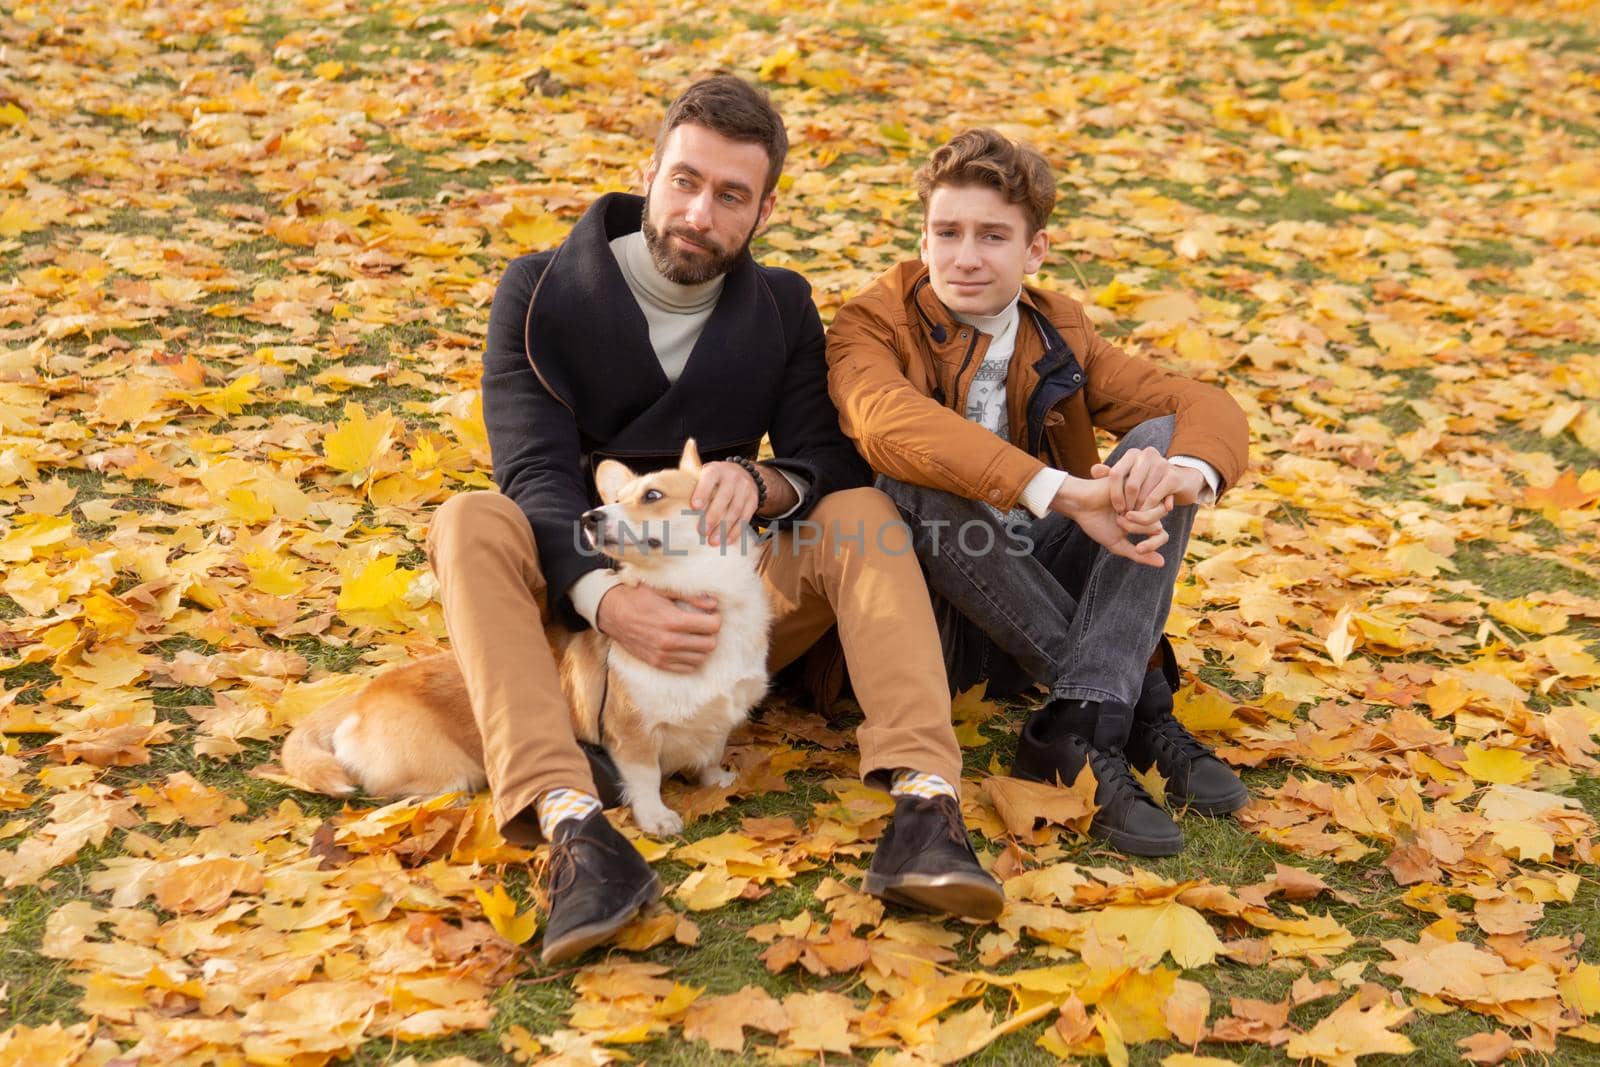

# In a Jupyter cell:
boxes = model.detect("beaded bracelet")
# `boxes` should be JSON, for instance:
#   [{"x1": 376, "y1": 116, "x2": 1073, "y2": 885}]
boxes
[{"x1": 729, "y1": 455, "x2": 768, "y2": 511}]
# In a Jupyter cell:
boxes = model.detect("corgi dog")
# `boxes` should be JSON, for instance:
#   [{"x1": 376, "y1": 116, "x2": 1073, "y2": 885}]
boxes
[{"x1": 281, "y1": 440, "x2": 773, "y2": 836}]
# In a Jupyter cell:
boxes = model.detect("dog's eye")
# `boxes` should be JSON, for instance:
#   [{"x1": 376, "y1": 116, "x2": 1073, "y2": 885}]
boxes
[{"x1": 642, "y1": 489, "x2": 663, "y2": 503}]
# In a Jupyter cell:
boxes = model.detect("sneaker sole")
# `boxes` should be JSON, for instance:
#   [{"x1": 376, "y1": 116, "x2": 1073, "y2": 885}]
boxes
[
  {"x1": 864, "y1": 870, "x2": 1005, "y2": 920},
  {"x1": 1174, "y1": 783, "x2": 1250, "y2": 818},
  {"x1": 1092, "y1": 821, "x2": 1185, "y2": 857},
  {"x1": 539, "y1": 873, "x2": 662, "y2": 967}
]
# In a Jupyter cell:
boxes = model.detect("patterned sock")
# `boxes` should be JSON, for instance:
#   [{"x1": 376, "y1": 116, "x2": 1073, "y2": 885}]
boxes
[
  {"x1": 890, "y1": 769, "x2": 957, "y2": 801},
  {"x1": 535, "y1": 788, "x2": 602, "y2": 839}
]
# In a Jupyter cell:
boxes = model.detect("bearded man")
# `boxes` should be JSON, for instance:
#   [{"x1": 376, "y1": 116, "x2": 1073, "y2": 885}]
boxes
[{"x1": 427, "y1": 78, "x2": 1003, "y2": 966}]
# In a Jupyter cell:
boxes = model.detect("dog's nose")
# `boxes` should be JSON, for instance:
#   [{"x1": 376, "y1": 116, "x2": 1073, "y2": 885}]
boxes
[{"x1": 580, "y1": 509, "x2": 602, "y2": 529}]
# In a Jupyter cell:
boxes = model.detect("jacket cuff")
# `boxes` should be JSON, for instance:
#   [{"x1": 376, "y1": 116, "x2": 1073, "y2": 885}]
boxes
[
  {"x1": 757, "y1": 457, "x2": 822, "y2": 525},
  {"x1": 986, "y1": 449, "x2": 1051, "y2": 512}
]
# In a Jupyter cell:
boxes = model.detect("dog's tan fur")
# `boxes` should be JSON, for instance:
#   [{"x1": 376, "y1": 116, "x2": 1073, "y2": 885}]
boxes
[{"x1": 281, "y1": 441, "x2": 772, "y2": 835}]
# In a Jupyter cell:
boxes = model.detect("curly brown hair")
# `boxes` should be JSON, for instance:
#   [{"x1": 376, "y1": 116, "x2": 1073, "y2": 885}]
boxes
[{"x1": 914, "y1": 128, "x2": 1056, "y2": 235}]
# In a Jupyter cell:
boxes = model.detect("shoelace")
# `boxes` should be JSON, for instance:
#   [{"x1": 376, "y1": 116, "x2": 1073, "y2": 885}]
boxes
[
  {"x1": 546, "y1": 824, "x2": 625, "y2": 895},
  {"x1": 904, "y1": 796, "x2": 968, "y2": 847},
  {"x1": 1147, "y1": 711, "x2": 1215, "y2": 760},
  {"x1": 1088, "y1": 744, "x2": 1161, "y2": 807}
]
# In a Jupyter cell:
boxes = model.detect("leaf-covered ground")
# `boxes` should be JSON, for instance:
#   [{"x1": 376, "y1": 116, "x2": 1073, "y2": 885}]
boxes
[{"x1": 2, "y1": 1, "x2": 1598, "y2": 1064}]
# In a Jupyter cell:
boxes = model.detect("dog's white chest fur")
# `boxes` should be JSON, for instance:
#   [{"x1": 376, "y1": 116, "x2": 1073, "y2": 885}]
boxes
[
  {"x1": 609, "y1": 566, "x2": 771, "y2": 764},
  {"x1": 601, "y1": 551, "x2": 773, "y2": 835}
]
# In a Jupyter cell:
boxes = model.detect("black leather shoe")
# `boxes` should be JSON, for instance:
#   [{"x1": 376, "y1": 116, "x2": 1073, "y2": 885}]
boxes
[
  {"x1": 540, "y1": 809, "x2": 661, "y2": 965},
  {"x1": 1126, "y1": 680, "x2": 1248, "y2": 816},
  {"x1": 864, "y1": 794, "x2": 1005, "y2": 920},
  {"x1": 1012, "y1": 710, "x2": 1184, "y2": 856}
]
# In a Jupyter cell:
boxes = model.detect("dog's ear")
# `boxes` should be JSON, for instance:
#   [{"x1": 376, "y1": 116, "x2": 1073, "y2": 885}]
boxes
[
  {"x1": 679, "y1": 438, "x2": 703, "y2": 474},
  {"x1": 594, "y1": 459, "x2": 635, "y2": 504}
]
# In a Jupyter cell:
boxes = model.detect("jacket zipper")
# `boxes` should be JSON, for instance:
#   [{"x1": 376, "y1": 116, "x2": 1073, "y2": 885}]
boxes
[{"x1": 949, "y1": 329, "x2": 980, "y2": 412}]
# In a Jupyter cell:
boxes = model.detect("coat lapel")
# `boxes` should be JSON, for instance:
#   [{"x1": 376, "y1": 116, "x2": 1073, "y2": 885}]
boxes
[{"x1": 524, "y1": 193, "x2": 670, "y2": 443}]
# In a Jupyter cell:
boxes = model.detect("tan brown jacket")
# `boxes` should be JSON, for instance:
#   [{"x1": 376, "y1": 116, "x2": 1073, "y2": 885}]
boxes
[{"x1": 825, "y1": 261, "x2": 1249, "y2": 511}]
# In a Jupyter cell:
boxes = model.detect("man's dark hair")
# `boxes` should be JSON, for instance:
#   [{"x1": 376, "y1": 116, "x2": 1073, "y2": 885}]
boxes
[
  {"x1": 915, "y1": 128, "x2": 1056, "y2": 236},
  {"x1": 656, "y1": 76, "x2": 788, "y2": 198}
]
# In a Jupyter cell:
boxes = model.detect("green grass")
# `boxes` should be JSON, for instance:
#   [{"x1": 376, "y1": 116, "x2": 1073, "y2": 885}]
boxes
[{"x1": 1452, "y1": 543, "x2": 1600, "y2": 601}]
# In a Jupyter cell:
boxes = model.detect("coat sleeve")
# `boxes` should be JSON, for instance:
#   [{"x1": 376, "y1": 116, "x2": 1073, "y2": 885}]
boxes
[
  {"x1": 1075, "y1": 312, "x2": 1250, "y2": 493},
  {"x1": 480, "y1": 255, "x2": 609, "y2": 629},
  {"x1": 759, "y1": 276, "x2": 871, "y2": 524},
  {"x1": 824, "y1": 293, "x2": 1044, "y2": 510}
]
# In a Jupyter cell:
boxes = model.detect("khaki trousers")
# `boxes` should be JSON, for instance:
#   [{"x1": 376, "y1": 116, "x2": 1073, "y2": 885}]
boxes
[{"x1": 425, "y1": 487, "x2": 961, "y2": 843}]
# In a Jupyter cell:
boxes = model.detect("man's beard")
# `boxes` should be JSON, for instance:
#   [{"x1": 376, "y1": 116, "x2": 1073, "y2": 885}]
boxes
[{"x1": 641, "y1": 195, "x2": 757, "y2": 285}]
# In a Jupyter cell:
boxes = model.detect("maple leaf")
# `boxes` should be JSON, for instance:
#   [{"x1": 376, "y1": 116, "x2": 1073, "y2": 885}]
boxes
[
  {"x1": 1559, "y1": 962, "x2": 1600, "y2": 1016},
  {"x1": 1522, "y1": 470, "x2": 1600, "y2": 516},
  {"x1": 682, "y1": 985, "x2": 787, "y2": 1053},
  {"x1": 983, "y1": 769, "x2": 1097, "y2": 838},
  {"x1": 1172, "y1": 684, "x2": 1241, "y2": 733},
  {"x1": 950, "y1": 681, "x2": 1003, "y2": 723},
  {"x1": 183, "y1": 373, "x2": 260, "y2": 417},
  {"x1": 499, "y1": 205, "x2": 571, "y2": 248},
  {"x1": 322, "y1": 402, "x2": 399, "y2": 488},
  {"x1": 1088, "y1": 901, "x2": 1223, "y2": 969},
  {"x1": 1488, "y1": 598, "x2": 1571, "y2": 636},
  {"x1": 781, "y1": 991, "x2": 857, "y2": 1054},
  {"x1": 1457, "y1": 1030, "x2": 1515, "y2": 1065},
  {"x1": 336, "y1": 554, "x2": 423, "y2": 631},
  {"x1": 1461, "y1": 743, "x2": 1535, "y2": 785},
  {"x1": 473, "y1": 881, "x2": 537, "y2": 945},
  {"x1": 1284, "y1": 994, "x2": 1414, "y2": 1066},
  {"x1": 1162, "y1": 978, "x2": 1211, "y2": 1045},
  {"x1": 1379, "y1": 932, "x2": 1559, "y2": 1005},
  {"x1": 153, "y1": 856, "x2": 264, "y2": 914}
]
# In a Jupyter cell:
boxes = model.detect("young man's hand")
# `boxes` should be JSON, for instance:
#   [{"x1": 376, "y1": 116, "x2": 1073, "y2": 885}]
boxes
[
  {"x1": 1090, "y1": 447, "x2": 1206, "y2": 527},
  {"x1": 594, "y1": 585, "x2": 721, "y2": 672},
  {"x1": 693, "y1": 460, "x2": 797, "y2": 545},
  {"x1": 1050, "y1": 475, "x2": 1169, "y2": 568}
]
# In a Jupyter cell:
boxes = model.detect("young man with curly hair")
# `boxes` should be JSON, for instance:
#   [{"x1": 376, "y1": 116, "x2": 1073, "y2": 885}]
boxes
[{"x1": 826, "y1": 129, "x2": 1251, "y2": 856}]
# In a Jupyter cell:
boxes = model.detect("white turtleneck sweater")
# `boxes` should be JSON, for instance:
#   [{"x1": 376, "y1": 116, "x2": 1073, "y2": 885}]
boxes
[
  {"x1": 610, "y1": 229, "x2": 723, "y2": 383},
  {"x1": 567, "y1": 231, "x2": 806, "y2": 627},
  {"x1": 953, "y1": 291, "x2": 1218, "y2": 518}
]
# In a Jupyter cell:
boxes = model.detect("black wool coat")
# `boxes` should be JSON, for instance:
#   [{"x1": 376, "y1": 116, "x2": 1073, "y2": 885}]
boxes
[{"x1": 480, "y1": 192, "x2": 870, "y2": 628}]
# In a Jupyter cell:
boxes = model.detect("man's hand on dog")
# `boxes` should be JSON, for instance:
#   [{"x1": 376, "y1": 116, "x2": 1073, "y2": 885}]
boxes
[
  {"x1": 596, "y1": 585, "x2": 721, "y2": 672},
  {"x1": 692, "y1": 460, "x2": 796, "y2": 545}
]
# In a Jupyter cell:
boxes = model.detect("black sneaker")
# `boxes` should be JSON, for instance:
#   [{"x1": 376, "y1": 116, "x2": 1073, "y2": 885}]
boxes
[
  {"x1": 1126, "y1": 677, "x2": 1248, "y2": 816},
  {"x1": 539, "y1": 809, "x2": 661, "y2": 966},
  {"x1": 1012, "y1": 709, "x2": 1184, "y2": 857},
  {"x1": 864, "y1": 794, "x2": 1005, "y2": 920}
]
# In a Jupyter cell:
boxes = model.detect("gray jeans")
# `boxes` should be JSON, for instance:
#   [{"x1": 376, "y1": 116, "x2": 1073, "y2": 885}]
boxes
[{"x1": 877, "y1": 416, "x2": 1193, "y2": 715}]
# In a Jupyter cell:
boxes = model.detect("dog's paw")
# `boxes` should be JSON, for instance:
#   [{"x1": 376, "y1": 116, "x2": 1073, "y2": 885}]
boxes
[
  {"x1": 698, "y1": 766, "x2": 737, "y2": 789},
  {"x1": 631, "y1": 805, "x2": 684, "y2": 837}
]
